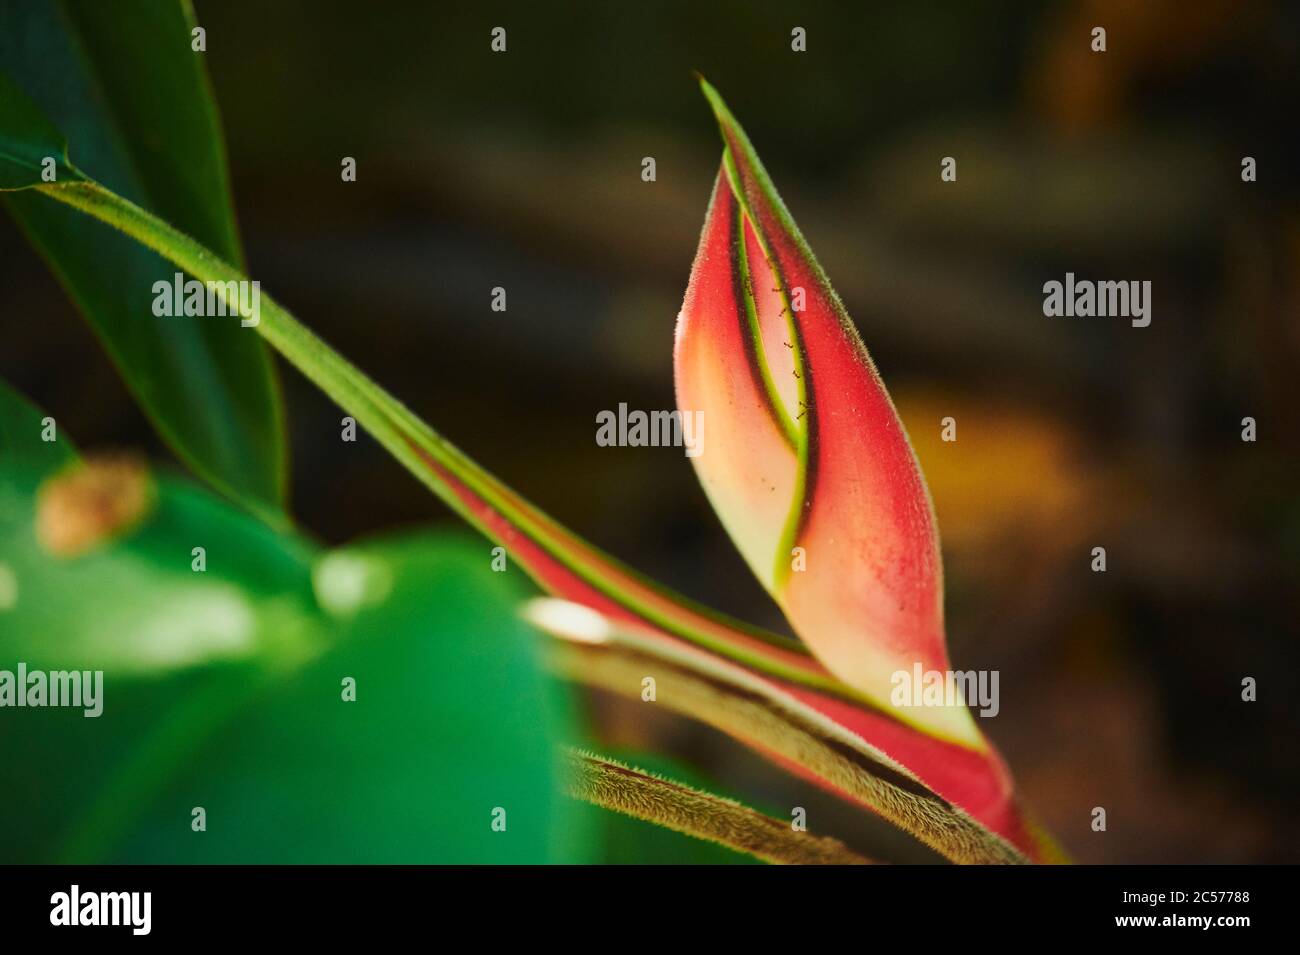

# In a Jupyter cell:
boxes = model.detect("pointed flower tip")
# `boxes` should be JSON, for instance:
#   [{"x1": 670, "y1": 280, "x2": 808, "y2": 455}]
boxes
[{"x1": 696, "y1": 76, "x2": 738, "y2": 141}]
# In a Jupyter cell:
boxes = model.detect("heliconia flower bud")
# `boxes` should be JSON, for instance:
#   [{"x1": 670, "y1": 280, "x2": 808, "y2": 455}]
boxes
[{"x1": 677, "y1": 79, "x2": 981, "y2": 748}]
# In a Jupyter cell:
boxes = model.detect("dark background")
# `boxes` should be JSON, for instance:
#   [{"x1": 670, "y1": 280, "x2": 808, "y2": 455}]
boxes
[{"x1": 3, "y1": 0, "x2": 1298, "y2": 862}]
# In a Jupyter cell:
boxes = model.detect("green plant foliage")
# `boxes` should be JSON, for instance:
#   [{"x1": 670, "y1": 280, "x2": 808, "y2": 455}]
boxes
[
  {"x1": 0, "y1": 1, "x2": 286, "y2": 523},
  {"x1": 0, "y1": 381, "x2": 591, "y2": 863},
  {"x1": 0, "y1": 71, "x2": 80, "y2": 189}
]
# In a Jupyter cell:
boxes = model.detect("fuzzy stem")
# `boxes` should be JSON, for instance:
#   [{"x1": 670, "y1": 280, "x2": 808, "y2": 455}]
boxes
[
  {"x1": 530, "y1": 598, "x2": 1031, "y2": 865},
  {"x1": 564, "y1": 749, "x2": 873, "y2": 865}
]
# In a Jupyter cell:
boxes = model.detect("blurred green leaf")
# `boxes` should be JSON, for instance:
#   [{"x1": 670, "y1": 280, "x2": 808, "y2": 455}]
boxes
[
  {"x1": 0, "y1": 383, "x2": 589, "y2": 863},
  {"x1": 0, "y1": 377, "x2": 76, "y2": 476},
  {"x1": 105, "y1": 534, "x2": 594, "y2": 863},
  {"x1": 0, "y1": 0, "x2": 287, "y2": 523}
]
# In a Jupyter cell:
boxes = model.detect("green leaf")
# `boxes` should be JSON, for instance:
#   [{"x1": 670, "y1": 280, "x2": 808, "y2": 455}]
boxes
[
  {"x1": 0, "y1": 383, "x2": 589, "y2": 863},
  {"x1": 0, "y1": 376, "x2": 76, "y2": 476},
  {"x1": 89, "y1": 534, "x2": 592, "y2": 864},
  {"x1": 0, "y1": 0, "x2": 286, "y2": 523},
  {"x1": 0, "y1": 70, "x2": 81, "y2": 189}
]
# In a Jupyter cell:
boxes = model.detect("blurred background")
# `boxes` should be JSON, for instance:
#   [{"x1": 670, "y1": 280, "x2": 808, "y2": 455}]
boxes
[{"x1": 2, "y1": 0, "x2": 1298, "y2": 862}]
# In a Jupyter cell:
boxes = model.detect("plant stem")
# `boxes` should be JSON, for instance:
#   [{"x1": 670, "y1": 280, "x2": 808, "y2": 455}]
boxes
[
  {"x1": 35, "y1": 179, "x2": 873, "y2": 702},
  {"x1": 535, "y1": 601, "x2": 1030, "y2": 865},
  {"x1": 564, "y1": 748, "x2": 873, "y2": 865}
]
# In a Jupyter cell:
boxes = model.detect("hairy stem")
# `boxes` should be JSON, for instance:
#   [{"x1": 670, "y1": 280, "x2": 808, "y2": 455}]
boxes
[
  {"x1": 529, "y1": 598, "x2": 1030, "y2": 865},
  {"x1": 564, "y1": 749, "x2": 873, "y2": 865}
]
